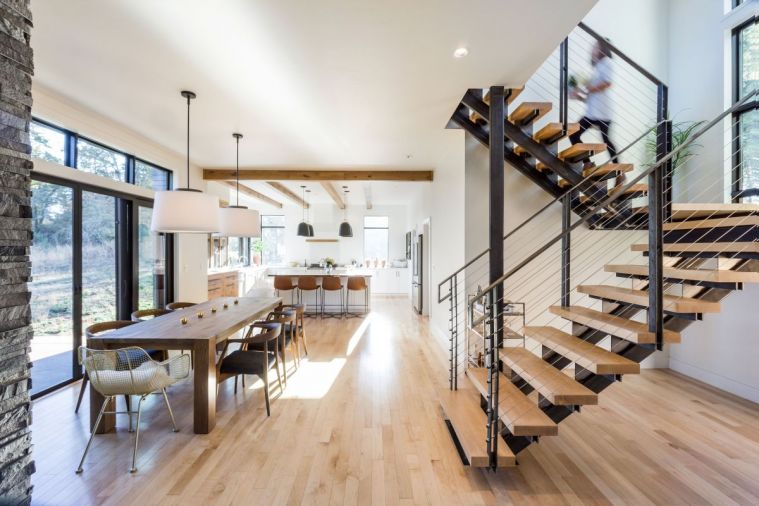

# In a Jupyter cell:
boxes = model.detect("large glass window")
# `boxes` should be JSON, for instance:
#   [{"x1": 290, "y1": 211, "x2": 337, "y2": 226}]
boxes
[
  {"x1": 261, "y1": 215, "x2": 285, "y2": 265},
  {"x1": 733, "y1": 18, "x2": 759, "y2": 202},
  {"x1": 363, "y1": 216, "x2": 389, "y2": 263},
  {"x1": 76, "y1": 138, "x2": 127, "y2": 182},
  {"x1": 30, "y1": 122, "x2": 66, "y2": 164},
  {"x1": 30, "y1": 180, "x2": 74, "y2": 396},
  {"x1": 81, "y1": 191, "x2": 118, "y2": 333},
  {"x1": 137, "y1": 205, "x2": 167, "y2": 310}
]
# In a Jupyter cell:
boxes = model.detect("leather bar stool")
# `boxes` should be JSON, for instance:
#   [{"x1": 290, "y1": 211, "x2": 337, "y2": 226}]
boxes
[
  {"x1": 321, "y1": 275, "x2": 344, "y2": 319},
  {"x1": 346, "y1": 276, "x2": 369, "y2": 317},
  {"x1": 297, "y1": 276, "x2": 321, "y2": 317},
  {"x1": 273, "y1": 276, "x2": 297, "y2": 305}
]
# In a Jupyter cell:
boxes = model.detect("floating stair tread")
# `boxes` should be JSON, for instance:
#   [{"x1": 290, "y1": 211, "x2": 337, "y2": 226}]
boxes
[
  {"x1": 484, "y1": 86, "x2": 524, "y2": 105},
  {"x1": 549, "y1": 305, "x2": 681, "y2": 344},
  {"x1": 559, "y1": 143, "x2": 607, "y2": 161},
  {"x1": 509, "y1": 102, "x2": 552, "y2": 124},
  {"x1": 439, "y1": 388, "x2": 516, "y2": 467},
  {"x1": 631, "y1": 242, "x2": 759, "y2": 254},
  {"x1": 583, "y1": 163, "x2": 634, "y2": 178},
  {"x1": 466, "y1": 368, "x2": 558, "y2": 436},
  {"x1": 501, "y1": 347, "x2": 598, "y2": 406},
  {"x1": 533, "y1": 122, "x2": 580, "y2": 143},
  {"x1": 523, "y1": 326, "x2": 640, "y2": 375},
  {"x1": 634, "y1": 203, "x2": 759, "y2": 219},
  {"x1": 663, "y1": 215, "x2": 759, "y2": 230},
  {"x1": 579, "y1": 183, "x2": 647, "y2": 204},
  {"x1": 577, "y1": 284, "x2": 721, "y2": 313},
  {"x1": 605, "y1": 264, "x2": 759, "y2": 283}
]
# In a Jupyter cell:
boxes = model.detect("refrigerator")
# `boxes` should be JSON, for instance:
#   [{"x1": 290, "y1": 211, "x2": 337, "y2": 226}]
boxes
[{"x1": 412, "y1": 232, "x2": 423, "y2": 314}]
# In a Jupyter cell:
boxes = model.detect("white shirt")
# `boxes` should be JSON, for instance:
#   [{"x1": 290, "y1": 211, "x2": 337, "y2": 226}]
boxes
[{"x1": 586, "y1": 57, "x2": 612, "y2": 121}]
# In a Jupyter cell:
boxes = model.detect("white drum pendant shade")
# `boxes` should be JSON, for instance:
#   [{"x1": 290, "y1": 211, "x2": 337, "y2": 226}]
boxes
[
  {"x1": 152, "y1": 190, "x2": 220, "y2": 233},
  {"x1": 218, "y1": 206, "x2": 261, "y2": 237}
]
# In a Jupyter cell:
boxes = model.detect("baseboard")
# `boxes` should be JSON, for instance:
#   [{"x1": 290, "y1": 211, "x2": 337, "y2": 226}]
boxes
[{"x1": 669, "y1": 357, "x2": 759, "y2": 404}]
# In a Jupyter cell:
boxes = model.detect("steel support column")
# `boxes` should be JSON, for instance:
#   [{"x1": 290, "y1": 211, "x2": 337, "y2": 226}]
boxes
[{"x1": 561, "y1": 193, "x2": 571, "y2": 307}]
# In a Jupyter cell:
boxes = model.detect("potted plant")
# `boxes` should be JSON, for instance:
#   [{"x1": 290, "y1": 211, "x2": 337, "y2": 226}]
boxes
[
  {"x1": 252, "y1": 239, "x2": 264, "y2": 266},
  {"x1": 324, "y1": 257, "x2": 336, "y2": 269}
]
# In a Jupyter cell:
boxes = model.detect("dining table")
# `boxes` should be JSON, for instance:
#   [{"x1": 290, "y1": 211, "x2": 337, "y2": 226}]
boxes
[{"x1": 86, "y1": 296, "x2": 281, "y2": 434}]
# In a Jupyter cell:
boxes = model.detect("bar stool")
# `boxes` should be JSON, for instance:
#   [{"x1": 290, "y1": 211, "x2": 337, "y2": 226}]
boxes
[
  {"x1": 346, "y1": 276, "x2": 369, "y2": 317},
  {"x1": 274, "y1": 276, "x2": 297, "y2": 304},
  {"x1": 321, "y1": 276, "x2": 344, "y2": 319},
  {"x1": 297, "y1": 276, "x2": 321, "y2": 317}
]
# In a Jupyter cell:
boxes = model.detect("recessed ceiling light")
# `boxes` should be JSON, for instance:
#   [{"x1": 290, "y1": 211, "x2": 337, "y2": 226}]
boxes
[{"x1": 453, "y1": 47, "x2": 469, "y2": 58}]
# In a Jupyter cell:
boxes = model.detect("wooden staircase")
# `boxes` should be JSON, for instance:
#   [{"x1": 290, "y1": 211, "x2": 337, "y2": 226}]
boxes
[{"x1": 439, "y1": 203, "x2": 759, "y2": 468}]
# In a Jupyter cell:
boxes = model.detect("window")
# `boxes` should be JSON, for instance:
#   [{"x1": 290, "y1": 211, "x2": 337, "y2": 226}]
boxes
[
  {"x1": 30, "y1": 119, "x2": 172, "y2": 191},
  {"x1": 363, "y1": 216, "x2": 389, "y2": 262},
  {"x1": 30, "y1": 121, "x2": 66, "y2": 164},
  {"x1": 76, "y1": 138, "x2": 127, "y2": 182},
  {"x1": 260, "y1": 215, "x2": 285, "y2": 265},
  {"x1": 135, "y1": 159, "x2": 171, "y2": 191},
  {"x1": 732, "y1": 17, "x2": 759, "y2": 202}
]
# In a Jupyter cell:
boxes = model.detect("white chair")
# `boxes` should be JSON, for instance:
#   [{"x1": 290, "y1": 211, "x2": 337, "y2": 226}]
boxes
[{"x1": 76, "y1": 346, "x2": 190, "y2": 474}]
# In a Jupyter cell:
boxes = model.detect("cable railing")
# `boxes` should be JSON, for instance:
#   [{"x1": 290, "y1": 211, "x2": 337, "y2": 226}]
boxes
[{"x1": 470, "y1": 91, "x2": 756, "y2": 470}]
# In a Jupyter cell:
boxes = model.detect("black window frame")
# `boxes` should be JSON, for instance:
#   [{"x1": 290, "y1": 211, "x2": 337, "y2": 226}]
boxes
[
  {"x1": 731, "y1": 16, "x2": 759, "y2": 202},
  {"x1": 31, "y1": 117, "x2": 173, "y2": 190}
]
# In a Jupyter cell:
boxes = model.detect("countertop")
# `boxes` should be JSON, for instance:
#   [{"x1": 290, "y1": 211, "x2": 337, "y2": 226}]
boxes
[{"x1": 268, "y1": 268, "x2": 375, "y2": 277}]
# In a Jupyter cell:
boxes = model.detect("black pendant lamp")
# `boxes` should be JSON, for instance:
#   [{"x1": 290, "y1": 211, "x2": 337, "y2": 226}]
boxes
[
  {"x1": 339, "y1": 186, "x2": 353, "y2": 237},
  {"x1": 305, "y1": 189, "x2": 315, "y2": 237},
  {"x1": 297, "y1": 185, "x2": 309, "y2": 236}
]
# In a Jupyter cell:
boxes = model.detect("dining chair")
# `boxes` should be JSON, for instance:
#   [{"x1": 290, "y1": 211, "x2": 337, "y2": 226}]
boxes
[
  {"x1": 273, "y1": 276, "x2": 297, "y2": 304},
  {"x1": 249, "y1": 309, "x2": 297, "y2": 385},
  {"x1": 279, "y1": 303, "x2": 308, "y2": 360},
  {"x1": 346, "y1": 276, "x2": 369, "y2": 317},
  {"x1": 131, "y1": 308, "x2": 172, "y2": 322},
  {"x1": 216, "y1": 321, "x2": 282, "y2": 415},
  {"x1": 320, "y1": 275, "x2": 344, "y2": 319},
  {"x1": 76, "y1": 346, "x2": 190, "y2": 474},
  {"x1": 297, "y1": 275, "x2": 321, "y2": 317},
  {"x1": 166, "y1": 301, "x2": 196, "y2": 310},
  {"x1": 77, "y1": 321, "x2": 166, "y2": 415}
]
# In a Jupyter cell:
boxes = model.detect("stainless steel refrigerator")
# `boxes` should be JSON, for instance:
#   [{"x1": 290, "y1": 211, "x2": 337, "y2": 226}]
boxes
[{"x1": 412, "y1": 233, "x2": 423, "y2": 314}]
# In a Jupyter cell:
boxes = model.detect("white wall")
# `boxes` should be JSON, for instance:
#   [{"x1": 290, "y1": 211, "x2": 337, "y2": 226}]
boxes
[{"x1": 32, "y1": 84, "x2": 209, "y2": 302}]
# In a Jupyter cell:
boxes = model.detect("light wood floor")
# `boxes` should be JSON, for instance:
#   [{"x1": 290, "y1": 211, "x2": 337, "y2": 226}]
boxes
[{"x1": 32, "y1": 297, "x2": 759, "y2": 505}]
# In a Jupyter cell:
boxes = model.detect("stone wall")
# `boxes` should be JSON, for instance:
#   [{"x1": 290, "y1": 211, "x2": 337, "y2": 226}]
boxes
[{"x1": 0, "y1": 0, "x2": 34, "y2": 503}]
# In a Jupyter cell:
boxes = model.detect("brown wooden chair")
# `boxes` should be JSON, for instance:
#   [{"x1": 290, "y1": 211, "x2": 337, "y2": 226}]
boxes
[
  {"x1": 131, "y1": 308, "x2": 172, "y2": 322},
  {"x1": 346, "y1": 276, "x2": 369, "y2": 317},
  {"x1": 297, "y1": 276, "x2": 321, "y2": 317},
  {"x1": 273, "y1": 276, "x2": 297, "y2": 305},
  {"x1": 166, "y1": 301, "x2": 196, "y2": 310},
  {"x1": 216, "y1": 321, "x2": 282, "y2": 415},
  {"x1": 77, "y1": 321, "x2": 166, "y2": 416},
  {"x1": 279, "y1": 303, "x2": 308, "y2": 360},
  {"x1": 249, "y1": 309, "x2": 298, "y2": 385},
  {"x1": 321, "y1": 275, "x2": 344, "y2": 319}
]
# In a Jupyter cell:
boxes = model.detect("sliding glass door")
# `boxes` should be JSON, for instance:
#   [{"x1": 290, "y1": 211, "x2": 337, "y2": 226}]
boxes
[
  {"x1": 29, "y1": 180, "x2": 75, "y2": 395},
  {"x1": 29, "y1": 176, "x2": 173, "y2": 397}
]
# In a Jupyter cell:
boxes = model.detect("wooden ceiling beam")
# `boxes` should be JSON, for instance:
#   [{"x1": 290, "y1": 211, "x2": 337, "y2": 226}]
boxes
[
  {"x1": 321, "y1": 182, "x2": 345, "y2": 209},
  {"x1": 203, "y1": 169, "x2": 434, "y2": 182},
  {"x1": 266, "y1": 181, "x2": 309, "y2": 208},
  {"x1": 221, "y1": 181, "x2": 283, "y2": 208}
]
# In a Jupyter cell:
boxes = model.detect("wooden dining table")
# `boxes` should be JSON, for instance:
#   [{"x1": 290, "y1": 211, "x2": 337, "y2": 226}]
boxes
[{"x1": 87, "y1": 296, "x2": 281, "y2": 434}]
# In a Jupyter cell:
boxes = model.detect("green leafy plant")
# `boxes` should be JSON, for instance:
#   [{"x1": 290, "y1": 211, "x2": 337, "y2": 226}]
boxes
[
  {"x1": 645, "y1": 120, "x2": 706, "y2": 171},
  {"x1": 324, "y1": 257, "x2": 336, "y2": 267},
  {"x1": 252, "y1": 239, "x2": 264, "y2": 253}
]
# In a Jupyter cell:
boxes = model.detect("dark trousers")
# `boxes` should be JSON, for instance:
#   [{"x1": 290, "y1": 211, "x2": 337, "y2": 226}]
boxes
[{"x1": 569, "y1": 116, "x2": 618, "y2": 163}]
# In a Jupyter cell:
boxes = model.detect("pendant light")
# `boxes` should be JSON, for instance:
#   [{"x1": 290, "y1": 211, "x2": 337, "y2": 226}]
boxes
[
  {"x1": 297, "y1": 185, "x2": 309, "y2": 236},
  {"x1": 338, "y1": 186, "x2": 353, "y2": 237},
  {"x1": 217, "y1": 133, "x2": 261, "y2": 237},
  {"x1": 152, "y1": 91, "x2": 220, "y2": 233},
  {"x1": 305, "y1": 189, "x2": 315, "y2": 237}
]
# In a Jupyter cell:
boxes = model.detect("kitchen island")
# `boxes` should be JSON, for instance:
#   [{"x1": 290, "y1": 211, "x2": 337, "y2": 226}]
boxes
[{"x1": 268, "y1": 268, "x2": 373, "y2": 314}]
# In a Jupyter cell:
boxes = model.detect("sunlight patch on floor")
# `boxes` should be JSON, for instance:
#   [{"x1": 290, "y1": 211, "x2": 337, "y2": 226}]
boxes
[
  {"x1": 276, "y1": 358, "x2": 347, "y2": 399},
  {"x1": 346, "y1": 313, "x2": 373, "y2": 356}
]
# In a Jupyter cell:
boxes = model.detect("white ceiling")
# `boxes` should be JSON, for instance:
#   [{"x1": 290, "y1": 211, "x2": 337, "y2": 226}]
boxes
[{"x1": 32, "y1": 0, "x2": 596, "y2": 201}]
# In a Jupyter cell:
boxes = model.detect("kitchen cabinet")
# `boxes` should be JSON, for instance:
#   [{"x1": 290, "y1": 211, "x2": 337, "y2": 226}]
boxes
[
  {"x1": 371, "y1": 268, "x2": 409, "y2": 295},
  {"x1": 208, "y1": 271, "x2": 239, "y2": 299}
]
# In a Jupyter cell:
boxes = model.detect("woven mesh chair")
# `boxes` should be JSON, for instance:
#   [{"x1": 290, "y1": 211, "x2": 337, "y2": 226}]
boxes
[{"x1": 76, "y1": 346, "x2": 190, "y2": 474}]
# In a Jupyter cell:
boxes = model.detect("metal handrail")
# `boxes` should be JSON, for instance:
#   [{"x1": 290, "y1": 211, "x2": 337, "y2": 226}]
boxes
[{"x1": 468, "y1": 90, "x2": 757, "y2": 309}]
